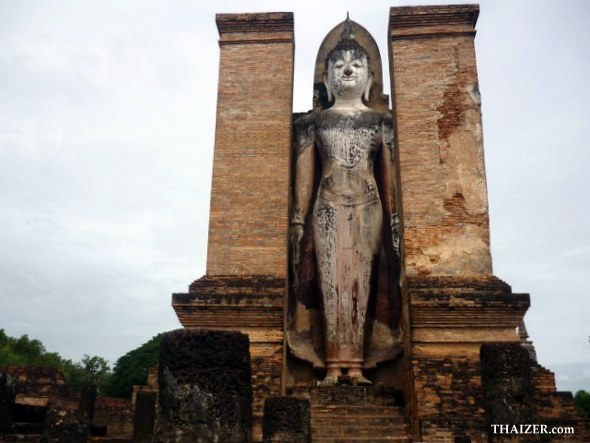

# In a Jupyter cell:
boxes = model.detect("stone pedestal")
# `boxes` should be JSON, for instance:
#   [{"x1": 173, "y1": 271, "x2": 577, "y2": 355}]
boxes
[
  {"x1": 481, "y1": 343, "x2": 538, "y2": 439},
  {"x1": 262, "y1": 397, "x2": 311, "y2": 443},
  {"x1": 155, "y1": 330, "x2": 252, "y2": 443}
]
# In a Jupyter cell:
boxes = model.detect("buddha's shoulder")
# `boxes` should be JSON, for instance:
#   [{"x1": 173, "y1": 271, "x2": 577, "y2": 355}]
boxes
[
  {"x1": 359, "y1": 109, "x2": 392, "y2": 125},
  {"x1": 293, "y1": 112, "x2": 316, "y2": 131},
  {"x1": 294, "y1": 109, "x2": 393, "y2": 129},
  {"x1": 322, "y1": 108, "x2": 391, "y2": 122}
]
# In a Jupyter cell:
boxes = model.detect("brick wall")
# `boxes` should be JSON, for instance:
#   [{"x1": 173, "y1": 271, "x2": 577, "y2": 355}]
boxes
[
  {"x1": 388, "y1": 4, "x2": 492, "y2": 277},
  {"x1": 93, "y1": 397, "x2": 134, "y2": 439},
  {"x1": 404, "y1": 276, "x2": 527, "y2": 442},
  {"x1": 387, "y1": 7, "x2": 497, "y2": 440},
  {"x1": 206, "y1": 12, "x2": 294, "y2": 277}
]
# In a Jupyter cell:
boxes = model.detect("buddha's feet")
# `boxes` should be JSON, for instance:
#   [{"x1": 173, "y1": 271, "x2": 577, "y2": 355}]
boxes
[
  {"x1": 350, "y1": 374, "x2": 372, "y2": 386},
  {"x1": 348, "y1": 367, "x2": 372, "y2": 386},
  {"x1": 318, "y1": 375, "x2": 340, "y2": 386},
  {"x1": 319, "y1": 366, "x2": 342, "y2": 386}
]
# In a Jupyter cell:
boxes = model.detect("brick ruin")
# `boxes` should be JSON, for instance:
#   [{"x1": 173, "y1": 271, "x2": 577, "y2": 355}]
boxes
[
  {"x1": 1, "y1": 5, "x2": 587, "y2": 443},
  {"x1": 0, "y1": 365, "x2": 157, "y2": 442},
  {"x1": 171, "y1": 5, "x2": 589, "y2": 443}
]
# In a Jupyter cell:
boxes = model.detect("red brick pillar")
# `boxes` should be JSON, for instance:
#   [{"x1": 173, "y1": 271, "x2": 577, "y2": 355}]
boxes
[
  {"x1": 207, "y1": 12, "x2": 294, "y2": 278},
  {"x1": 388, "y1": 6, "x2": 527, "y2": 442},
  {"x1": 173, "y1": 13, "x2": 294, "y2": 441},
  {"x1": 389, "y1": 4, "x2": 490, "y2": 278}
]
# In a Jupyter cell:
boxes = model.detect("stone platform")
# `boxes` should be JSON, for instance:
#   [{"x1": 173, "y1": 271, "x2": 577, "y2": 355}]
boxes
[{"x1": 292, "y1": 386, "x2": 412, "y2": 442}]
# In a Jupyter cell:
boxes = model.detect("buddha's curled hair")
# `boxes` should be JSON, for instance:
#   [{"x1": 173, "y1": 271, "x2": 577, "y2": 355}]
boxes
[{"x1": 325, "y1": 15, "x2": 371, "y2": 70}]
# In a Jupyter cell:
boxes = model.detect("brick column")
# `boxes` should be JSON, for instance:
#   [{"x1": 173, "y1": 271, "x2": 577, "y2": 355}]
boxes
[
  {"x1": 207, "y1": 12, "x2": 294, "y2": 277},
  {"x1": 173, "y1": 13, "x2": 293, "y2": 441},
  {"x1": 389, "y1": 4, "x2": 490, "y2": 278},
  {"x1": 388, "y1": 7, "x2": 528, "y2": 442}
]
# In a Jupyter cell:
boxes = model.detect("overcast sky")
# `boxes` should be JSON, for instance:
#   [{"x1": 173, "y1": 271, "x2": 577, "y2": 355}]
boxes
[{"x1": 1, "y1": 0, "x2": 588, "y2": 392}]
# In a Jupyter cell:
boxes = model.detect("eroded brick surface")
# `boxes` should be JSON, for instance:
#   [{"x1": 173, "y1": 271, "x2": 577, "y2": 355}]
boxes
[
  {"x1": 156, "y1": 329, "x2": 252, "y2": 443},
  {"x1": 206, "y1": 13, "x2": 294, "y2": 277},
  {"x1": 389, "y1": 4, "x2": 491, "y2": 277}
]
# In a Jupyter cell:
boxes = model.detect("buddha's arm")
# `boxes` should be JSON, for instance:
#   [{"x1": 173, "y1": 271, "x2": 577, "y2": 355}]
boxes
[
  {"x1": 292, "y1": 116, "x2": 315, "y2": 226},
  {"x1": 290, "y1": 116, "x2": 316, "y2": 277},
  {"x1": 379, "y1": 117, "x2": 401, "y2": 257},
  {"x1": 379, "y1": 117, "x2": 396, "y2": 220}
]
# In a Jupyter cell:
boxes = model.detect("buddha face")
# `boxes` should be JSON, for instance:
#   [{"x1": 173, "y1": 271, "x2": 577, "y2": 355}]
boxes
[{"x1": 325, "y1": 49, "x2": 371, "y2": 102}]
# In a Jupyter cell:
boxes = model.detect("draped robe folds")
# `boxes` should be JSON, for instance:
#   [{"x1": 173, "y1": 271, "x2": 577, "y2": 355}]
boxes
[{"x1": 288, "y1": 109, "x2": 403, "y2": 370}]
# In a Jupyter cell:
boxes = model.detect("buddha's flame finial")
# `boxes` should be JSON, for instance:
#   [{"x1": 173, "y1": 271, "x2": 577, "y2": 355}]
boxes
[
  {"x1": 324, "y1": 13, "x2": 370, "y2": 69},
  {"x1": 341, "y1": 12, "x2": 355, "y2": 41}
]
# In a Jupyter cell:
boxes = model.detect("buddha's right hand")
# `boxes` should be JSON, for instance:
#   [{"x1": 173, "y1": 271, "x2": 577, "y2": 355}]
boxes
[{"x1": 289, "y1": 224, "x2": 304, "y2": 287}]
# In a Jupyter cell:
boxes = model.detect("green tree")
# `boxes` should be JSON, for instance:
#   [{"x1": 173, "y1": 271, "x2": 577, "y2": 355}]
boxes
[
  {"x1": 575, "y1": 390, "x2": 590, "y2": 418},
  {"x1": 63, "y1": 355, "x2": 112, "y2": 395},
  {"x1": 0, "y1": 329, "x2": 65, "y2": 370},
  {"x1": 105, "y1": 333, "x2": 164, "y2": 398},
  {"x1": 0, "y1": 329, "x2": 111, "y2": 395},
  {"x1": 82, "y1": 355, "x2": 110, "y2": 385}
]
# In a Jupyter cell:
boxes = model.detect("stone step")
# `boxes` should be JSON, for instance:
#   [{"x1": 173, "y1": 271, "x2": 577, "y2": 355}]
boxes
[
  {"x1": 311, "y1": 406, "x2": 411, "y2": 441},
  {"x1": 312, "y1": 405, "x2": 405, "y2": 415},
  {"x1": 313, "y1": 415, "x2": 407, "y2": 426},
  {"x1": 295, "y1": 385, "x2": 412, "y2": 443},
  {"x1": 293, "y1": 385, "x2": 403, "y2": 407},
  {"x1": 314, "y1": 426, "x2": 410, "y2": 437},
  {"x1": 311, "y1": 420, "x2": 410, "y2": 430},
  {"x1": 313, "y1": 438, "x2": 411, "y2": 442},
  {"x1": 314, "y1": 423, "x2": 409, "y2": 429}
]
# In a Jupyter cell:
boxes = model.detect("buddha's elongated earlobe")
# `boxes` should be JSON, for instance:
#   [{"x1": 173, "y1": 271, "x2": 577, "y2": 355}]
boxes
[
  {"x1": 324, "y1": 73, "x2": 333, "y2": 102},
  {"x1": 363, "y1": 72, "x2": 373, "y2": 102}
]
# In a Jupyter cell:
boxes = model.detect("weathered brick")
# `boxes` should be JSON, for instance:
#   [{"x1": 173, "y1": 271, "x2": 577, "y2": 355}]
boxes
[
  {"x1": 206, "y1": 12, "x2": 294, "y2": 277},
  {"x1": 389, "y1": 4, "x2": 491, "y2": 277}
]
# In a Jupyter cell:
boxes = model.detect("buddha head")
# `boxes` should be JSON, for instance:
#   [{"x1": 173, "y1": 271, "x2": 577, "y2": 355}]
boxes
[{"x1": 324, "y1": 18, "x2": 373, "y2": 103}]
